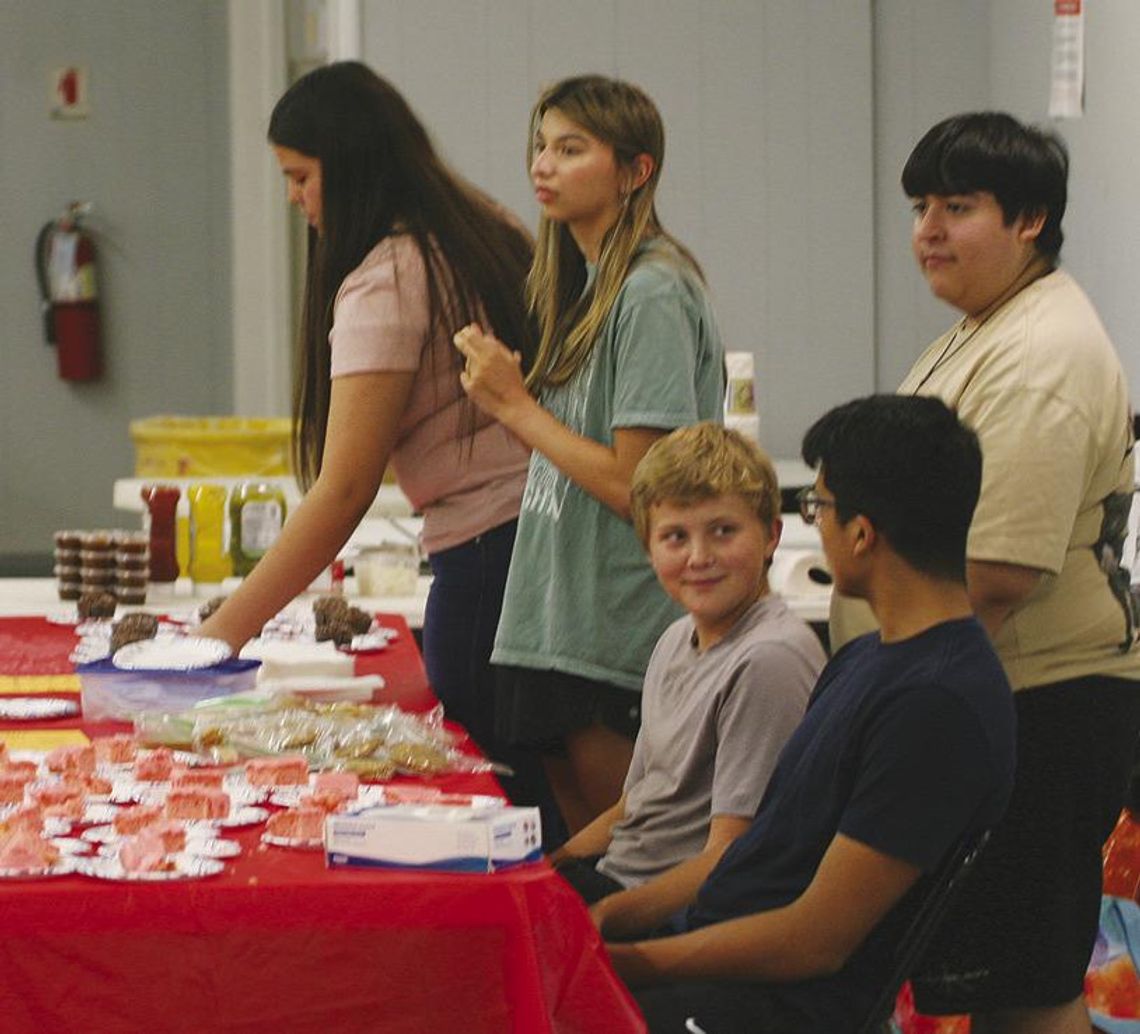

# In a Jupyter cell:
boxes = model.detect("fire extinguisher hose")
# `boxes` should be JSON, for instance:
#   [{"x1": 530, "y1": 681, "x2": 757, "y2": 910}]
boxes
[{"x1": 34, "y1": 221, "x2": 56, "y2": 345}]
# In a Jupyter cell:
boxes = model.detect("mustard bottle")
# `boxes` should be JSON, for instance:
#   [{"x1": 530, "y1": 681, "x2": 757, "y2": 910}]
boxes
[{"x1": 188, "y1": 484, "x2": 232, "y2": 585}]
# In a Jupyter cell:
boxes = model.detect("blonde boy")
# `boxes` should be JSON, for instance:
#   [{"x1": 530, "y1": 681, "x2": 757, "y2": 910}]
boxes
[{"x1": 552, "y1": 422, "x2": 825, "y2": 940}]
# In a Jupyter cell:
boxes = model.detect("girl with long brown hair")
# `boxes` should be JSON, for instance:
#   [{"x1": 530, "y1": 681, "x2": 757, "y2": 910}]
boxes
[{"x1": 199, "y1": 62, "x2": 535, "y2": 749}]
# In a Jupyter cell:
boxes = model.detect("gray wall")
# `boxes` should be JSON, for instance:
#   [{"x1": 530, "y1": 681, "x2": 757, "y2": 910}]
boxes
[
  {"x1": 360, "y1": 0, "x2": 877, "y2": 459},
  {"x1": 4, "y1": 0, "x2": 1139, "y2": 568},
  {"x1": 0, "y1": 0, "x2": 231, "y2": 564}
]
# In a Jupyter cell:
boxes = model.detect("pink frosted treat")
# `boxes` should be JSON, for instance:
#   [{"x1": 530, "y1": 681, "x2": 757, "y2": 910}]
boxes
[
  {"x1": 0, "y1": 773, "x2": 29, "y2": 806},
  {"x1": 266, "y1": 806, "x2": 325, "y2": 841},
  {"x1": 0, "y1": 831, "x2": 60, "y2": 871},
  {"x1": 62, "y1": 772, "x2": 112, "y2": 797},
  {"x1": 112, "y1": 804, "x2": 164, "y2": 837},
  {"x1": 164, "y1": 788, "x2": 230, "y2": 821},
  {"x1": 94, "y1": 734, "x2": 138, "y2": 765},
  {"x1": 245, "y1": 756, "x2": 310, "y2": 787},
  {"x1": 0, "y1": 760, "x2": 38, "y2": 782},
  {"x1": 299, "y1": 789, "x2": 350, "y2": 814},
  {"x1": 45, "y1": 744, "x2": 96, "y2": 776},
  {"x1": 134, "y1": 748, "x2": 174, "y2": 782},
  {"x1": 150, "y1": 820, "x2": 187, "y2": 854},
  {"x1": 119, "y1": 830, "x2": 171, "y2": 873},
  {"x1": 170, "y1": 766, "x2": 225, "y2": 790},
  {"x1": 314, "y1": 771, "x2": 359, "y2": 797},
  {"x1": 1, "y1": 805, "x2": 44, "y2": 837},
  {"x1": 30, "y1": 783, "x2": 85, "y2": 819}
]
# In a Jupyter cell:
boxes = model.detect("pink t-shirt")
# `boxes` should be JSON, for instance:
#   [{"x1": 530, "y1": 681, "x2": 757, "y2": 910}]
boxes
[{"x1": 329, "y1": 235, "x2": 529, "y2": 554}]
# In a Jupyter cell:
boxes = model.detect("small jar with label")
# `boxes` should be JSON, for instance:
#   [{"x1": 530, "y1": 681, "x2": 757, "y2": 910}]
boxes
[{"x1": 229, "y1": 482, "x2": 287, "y2": 577}]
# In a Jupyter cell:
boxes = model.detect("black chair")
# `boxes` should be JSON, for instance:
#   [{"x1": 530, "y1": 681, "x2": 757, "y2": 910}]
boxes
[{"x1": 855, "y1": 827, "x2": 991, "y2": 1034}]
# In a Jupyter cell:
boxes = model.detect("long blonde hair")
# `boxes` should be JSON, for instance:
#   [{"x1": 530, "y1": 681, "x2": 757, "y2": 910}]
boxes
[{"x1": 525, "y1": 75, "x2": 702, "y2": 391}]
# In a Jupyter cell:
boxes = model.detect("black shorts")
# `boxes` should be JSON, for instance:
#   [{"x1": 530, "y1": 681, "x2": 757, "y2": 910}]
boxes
[
  {"x1": 913, "y1": 674, "x2": 1140, "y2": 1014},
  {"x1": 494, "y1": 665, "x2": 642, "y2": 750},
  {"x1": 635, "y1": 981, "x2": 813, "y2": 1033},
  {"x1": 554, "y1": 855, "x2": 624, "y2": 906}
]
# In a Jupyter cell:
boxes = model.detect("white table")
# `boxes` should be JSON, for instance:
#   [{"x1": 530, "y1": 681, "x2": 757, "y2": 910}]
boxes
[{"x1": 0, "y1": 576, "x2": 431, "y2": 628}]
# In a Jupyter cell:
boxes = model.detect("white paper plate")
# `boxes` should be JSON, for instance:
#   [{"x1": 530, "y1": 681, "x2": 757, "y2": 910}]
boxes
[
  {"x1": 98, "y1": 837, "x2": 240, "y2": 860},
  {"x1": 269, "y1": 784, "x2": 385, "y2": 810},
  {"x1": 0, "y1": 698, "x2": 79, "y2": 720},
  {"x1": 82, "y1": 803, "x2": 121, "y2": 825},
  {"x1": 51, "y1": 836, "x2": 93, "y2": 856},
  {"x1": 112, "y1": 637, "x2": 231, "y2": 671},
  {"x1": 261, "y1": 831, "x2": 323, "y2": 850},
  {"x1": 180, "y1": 805, "x2": 268, "y2": 830},
  {"x1": 76, "y1": 853, "x2": 225, "y2": 882},
  {"x1": 44, "y1": 607, "x2": 79, "y2": 626}
]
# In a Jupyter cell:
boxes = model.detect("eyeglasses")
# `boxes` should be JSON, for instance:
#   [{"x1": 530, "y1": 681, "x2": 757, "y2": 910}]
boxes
[{"x1": 797, "y1": 488, "x2": 836, "y2": 526}]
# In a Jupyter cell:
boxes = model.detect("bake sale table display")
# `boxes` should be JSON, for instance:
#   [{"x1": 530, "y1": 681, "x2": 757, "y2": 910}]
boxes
[{"x1": 0, "y1": 606, "x2": 644, "y2": 1034}]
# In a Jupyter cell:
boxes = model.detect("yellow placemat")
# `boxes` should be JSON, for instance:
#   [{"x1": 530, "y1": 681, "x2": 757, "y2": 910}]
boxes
[
  {"x1": 0, "y1": 675, "x2": 81, "y2": 695},
  {"x1": 0, "y1": 729, "x2": 89, "y2": 751}
]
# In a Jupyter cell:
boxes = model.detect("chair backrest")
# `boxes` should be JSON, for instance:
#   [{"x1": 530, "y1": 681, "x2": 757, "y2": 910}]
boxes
[{"x1": 855, "y1": 827, "x2": 991, "y2": 1034}]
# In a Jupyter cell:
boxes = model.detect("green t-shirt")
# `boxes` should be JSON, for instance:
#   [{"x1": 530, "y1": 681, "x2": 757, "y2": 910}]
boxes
[{"x1": 492, "y1": 243, "x2": 726, "y2": 690}]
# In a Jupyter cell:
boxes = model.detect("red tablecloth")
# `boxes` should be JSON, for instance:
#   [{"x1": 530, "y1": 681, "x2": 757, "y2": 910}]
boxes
[{"x1": 0, "y1": 616, "x2": 646, "y2": 1034}]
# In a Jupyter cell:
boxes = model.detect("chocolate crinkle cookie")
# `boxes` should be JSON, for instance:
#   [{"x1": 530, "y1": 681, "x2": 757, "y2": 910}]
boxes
[
  {"x1": 110, "y1": 613, "x2": 160, "y2": 654},
  {"x1": 312, "y1": 595, "x2": 349, "y2": 623},
  {"x1": 197, "y1": 596, "x2": 227, "y2": 622},
  {"x1": 78, "y1": 591, "x2": 117, "y2": 620},
  {"x1": 343, "y1": 605, "x2": 373, "y2": 635},
  {"x1": 314, "y1": 614, "x2": 356, "y2": 647}
]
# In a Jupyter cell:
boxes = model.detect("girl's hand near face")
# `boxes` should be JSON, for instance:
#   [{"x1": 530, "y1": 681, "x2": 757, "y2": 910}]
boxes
[{"x1": 453, "y1": 323, "x2": 530, "y2": 422}]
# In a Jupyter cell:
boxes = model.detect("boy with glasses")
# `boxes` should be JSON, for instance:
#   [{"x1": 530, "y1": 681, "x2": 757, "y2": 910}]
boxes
[{"x1": 609, "y1": 395, "x2": 1016, "y2": 1034}]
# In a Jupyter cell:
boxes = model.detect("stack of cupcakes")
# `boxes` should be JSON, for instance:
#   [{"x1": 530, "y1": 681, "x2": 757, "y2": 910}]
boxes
[
  {"x1": 114, "y1": 532, "x2": 149, "y2": 605},
  {"x1": 52, "y1": 530, "x2": 149, "y2": 606},
  {"x1": 53, "y1": 531, "x2": 83, "y2": 601}
]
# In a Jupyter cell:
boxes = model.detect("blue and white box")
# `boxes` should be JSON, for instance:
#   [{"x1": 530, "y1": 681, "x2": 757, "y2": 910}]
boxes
[{"x1": 325, "y1": 804, "x2": 542, "y2": 873}]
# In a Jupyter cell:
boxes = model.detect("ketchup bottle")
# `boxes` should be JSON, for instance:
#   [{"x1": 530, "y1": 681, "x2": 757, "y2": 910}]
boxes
[{"x1": 141, "y1": 484, "x2": 180, "y2": 583}]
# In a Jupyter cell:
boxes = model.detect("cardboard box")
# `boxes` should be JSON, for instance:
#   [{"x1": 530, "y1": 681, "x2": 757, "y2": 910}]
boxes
[{"x1": 326, "y1": 805, "x2": 542, "y2": 873}]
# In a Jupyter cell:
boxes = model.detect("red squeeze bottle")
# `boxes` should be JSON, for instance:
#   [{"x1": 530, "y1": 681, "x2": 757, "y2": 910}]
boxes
[{"x1": 141, "y1": 484, "x2": 180, "y2": 583}]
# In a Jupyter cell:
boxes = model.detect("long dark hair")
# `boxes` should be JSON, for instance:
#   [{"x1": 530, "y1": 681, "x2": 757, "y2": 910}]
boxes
[{"x1": 268, "y1": 61, "x2": 535, "y2": 487}]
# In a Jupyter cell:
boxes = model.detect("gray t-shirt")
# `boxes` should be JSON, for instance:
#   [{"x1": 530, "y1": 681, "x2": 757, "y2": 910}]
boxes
[
  {"x1": 492, "y1": 242, "x2": 726, "y2": 689},
  {"x1": 598, "y1": 594, "x2": 826, "y2": 888}
]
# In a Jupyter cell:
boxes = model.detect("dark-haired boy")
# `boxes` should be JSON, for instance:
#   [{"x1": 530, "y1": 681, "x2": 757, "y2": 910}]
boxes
[
  {"x1": 610, "y1": 394, "x2": 1016, "y2": 1034},
  {"x1": 834, "y1": 112, "x2": 1140, "y2": 1034}
]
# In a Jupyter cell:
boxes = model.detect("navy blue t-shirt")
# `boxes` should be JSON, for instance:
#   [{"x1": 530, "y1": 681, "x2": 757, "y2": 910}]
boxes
[{"x1": 686, "y1": 617, "x2": 1016, "y2": 1032}]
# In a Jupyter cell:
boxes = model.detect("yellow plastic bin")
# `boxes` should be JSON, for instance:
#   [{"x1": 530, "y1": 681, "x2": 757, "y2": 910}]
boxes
[{"x1": 130, "y1": 416, "x2": 294, "y2": 477}]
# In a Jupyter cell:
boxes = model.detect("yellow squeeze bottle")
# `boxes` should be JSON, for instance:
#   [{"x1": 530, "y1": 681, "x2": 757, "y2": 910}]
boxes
[{"x1": 188, "y1": 484, "x2": 232, "y2": 584}]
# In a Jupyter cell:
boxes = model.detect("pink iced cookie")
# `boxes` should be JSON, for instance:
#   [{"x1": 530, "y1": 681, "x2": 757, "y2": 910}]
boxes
[
  {"x1": 164, "y1": 788, "x2": 229, "y2": 821},
  {"x1": 245, "y1": 756, "x2": 310, "y2": 787},
  {"x1": 266, "y1": 807, "x2": 324, "y2": 841}
]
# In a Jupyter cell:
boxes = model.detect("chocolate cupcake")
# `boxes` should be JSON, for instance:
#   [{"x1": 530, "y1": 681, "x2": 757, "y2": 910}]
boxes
[
  {"x1": 78, "y1": 591, "x2": 117, "y2": 620},
  {"x1": 111, "y1": 613, "x2": 160, "y2": 654}
]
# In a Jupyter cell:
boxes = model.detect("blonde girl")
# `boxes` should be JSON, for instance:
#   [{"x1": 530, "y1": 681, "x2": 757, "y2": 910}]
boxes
[{"x1": 455, "y1": 75, "x2": 725, "y2": 833}]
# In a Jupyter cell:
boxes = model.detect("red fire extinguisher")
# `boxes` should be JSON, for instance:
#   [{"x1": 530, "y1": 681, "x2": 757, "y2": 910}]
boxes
[{"x1": 34, "y1": 201, "x2": 102, "y2": 382}]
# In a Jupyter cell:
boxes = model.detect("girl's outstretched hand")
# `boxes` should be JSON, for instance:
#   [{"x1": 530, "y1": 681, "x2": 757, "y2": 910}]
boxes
[{"x1": 453, "y1": 323, "x2": 529, "y2": 421}]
